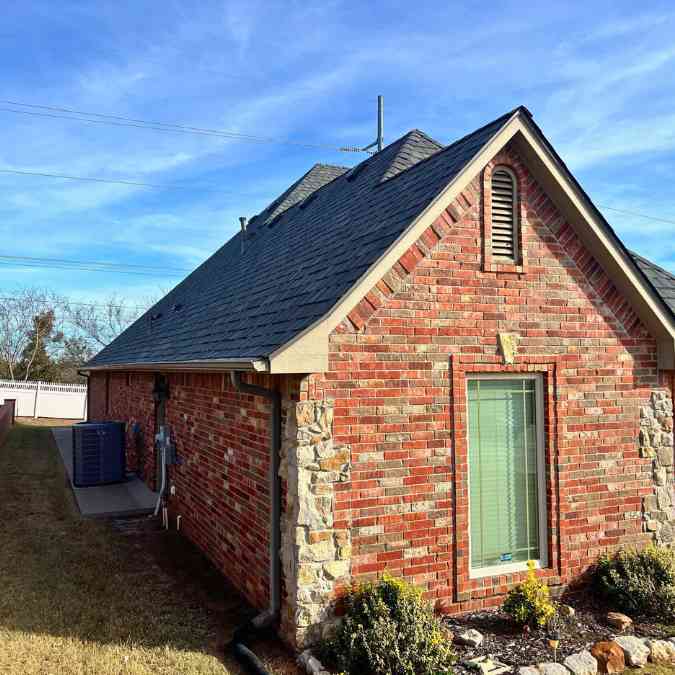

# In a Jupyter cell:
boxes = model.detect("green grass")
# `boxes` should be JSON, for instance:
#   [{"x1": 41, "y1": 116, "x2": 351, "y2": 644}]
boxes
[
  {"x1": 630, "y1": 666, "x2": 675, "y2": 675},
  {"x1": 0, "y1": 422, "x2": 298, "y2": 674}
]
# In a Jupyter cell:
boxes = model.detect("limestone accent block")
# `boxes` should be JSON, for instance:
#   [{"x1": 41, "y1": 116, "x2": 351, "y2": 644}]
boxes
[
  {"x1": 280, "y1": 398, "x2": 351, "y2": 649},
  {"x1": 640, "y1": 390, "x2": 675, "y2": 544}
]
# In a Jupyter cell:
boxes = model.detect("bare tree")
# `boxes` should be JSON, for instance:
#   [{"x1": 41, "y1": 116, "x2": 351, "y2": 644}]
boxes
[
  {"x1": 60, "y1": 294, "x2": 154, "y2": 351},
  {"x1": 0, "y1": 288, "x2": 55, "y2": 380}
]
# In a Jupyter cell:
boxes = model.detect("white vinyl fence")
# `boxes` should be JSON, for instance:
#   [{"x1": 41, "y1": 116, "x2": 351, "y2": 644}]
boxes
[{"x1": 0, "y1": 380, "x2": 87, "y2": 420}]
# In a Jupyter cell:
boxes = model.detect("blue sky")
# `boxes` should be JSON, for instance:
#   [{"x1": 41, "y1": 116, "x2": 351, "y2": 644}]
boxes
[{"x1": 1, "y1": 1, "x2": 674, "y2": 306}]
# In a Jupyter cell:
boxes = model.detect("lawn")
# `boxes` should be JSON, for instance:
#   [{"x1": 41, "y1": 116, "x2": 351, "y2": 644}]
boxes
[{"x1": 0, "y1": 421, "x2": 300, "y2": 675}]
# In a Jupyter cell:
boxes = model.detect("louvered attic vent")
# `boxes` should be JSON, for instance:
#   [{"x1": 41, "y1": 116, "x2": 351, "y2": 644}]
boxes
[{"x1": 491, "y1": 168, "x2": 517, "y2": 261}]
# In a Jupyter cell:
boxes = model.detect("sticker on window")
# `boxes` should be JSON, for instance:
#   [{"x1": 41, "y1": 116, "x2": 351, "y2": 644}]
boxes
[{"x1": 500, "y1": 553, "x2": 513, "y2": 562}]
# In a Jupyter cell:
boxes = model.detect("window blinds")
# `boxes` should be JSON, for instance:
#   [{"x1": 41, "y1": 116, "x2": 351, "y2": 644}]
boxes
[{"x1": 468, "y1": 378, "x2": 541, "y2": 570}]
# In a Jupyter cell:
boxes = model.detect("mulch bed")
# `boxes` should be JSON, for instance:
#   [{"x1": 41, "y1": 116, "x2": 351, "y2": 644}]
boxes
[{"x1": 443, "y1": 595, "x2": 675, "y2": 673}]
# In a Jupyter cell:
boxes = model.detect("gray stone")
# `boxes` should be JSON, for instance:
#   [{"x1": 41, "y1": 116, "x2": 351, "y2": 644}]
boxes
[
  {"x1": 517, "y1": 668, "x2": 539, "y2": 675},
  {"x1": 297, "y1": 649, "x2": 328, "y2": 675},
  {"x1": 456, "y1": 628, "x2": 484, "y2": 647},
  {"x1": 564, "y1": 650, "x2": 598, "y2": 675},
  {"x1": 536, "y1": 664, "x2": 568, "y2": 675},
  {"x1": 654, "y1": 466, "x2": 668, "y2": 486},
  {"x1": 660, "y1": 521, "x2": 674, "y2": 543},
  {"x1": 657, "y1": 486, "x2": 673, "y2": 510},
  {"x1": 614, "y1": 636, "x2": 649, "y2": 667},
  {"x1": 657, "y1": 445, "x2": 674, "y2": 467}
]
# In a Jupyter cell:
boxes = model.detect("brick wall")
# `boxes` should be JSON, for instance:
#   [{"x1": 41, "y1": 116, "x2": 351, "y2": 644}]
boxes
[
  {"x1": 89, "y1": 369, "x2": 302, "y2": 612},
  {"x1": 308, "y1": 142, "x2": 673, "y2": 613}
]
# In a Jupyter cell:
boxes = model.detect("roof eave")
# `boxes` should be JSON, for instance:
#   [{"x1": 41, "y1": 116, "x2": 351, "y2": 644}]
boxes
[{"x1": 81, "y1": 357, "x2": 269, "y2": 375}]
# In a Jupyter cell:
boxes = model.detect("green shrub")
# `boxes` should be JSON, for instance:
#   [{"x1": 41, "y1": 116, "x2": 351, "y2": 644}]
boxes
[
  {"x1": 593, "y1": 545, "x2": 675, "y2": 618},
  {"x1": 502, "y1": 560, "x2": 556, "y2": 627},
  {"x1": 319, "y1": 574, "x2": 454, "y2": 675}
]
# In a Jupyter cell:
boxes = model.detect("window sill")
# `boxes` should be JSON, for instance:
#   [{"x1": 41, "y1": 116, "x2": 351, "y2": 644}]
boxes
[{"x1": 469, "y1": 558, "x2": 545, "y2": 580}]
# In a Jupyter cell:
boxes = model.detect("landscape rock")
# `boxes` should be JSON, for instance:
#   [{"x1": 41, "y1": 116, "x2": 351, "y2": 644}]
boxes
[
  {"x1": 559, "y1": 604, "x2": 576, "y2": 618},
  {"x1": 465, "y1": 656, "x2": 510, "y2": 674},
  {"x1": 647, "y1": 639, "x2": 675, "y2": 665},
  {"x1": 455, "y1": 628, "x2": 484, "y2": 647},
  {"x1": 614, "y1": 636, "x2": 649, "y2": 668},
  {"x1": 536, "y1": 663, "x2": 569, "y2": 675},
  {"x1": 517, "y1": 667, "x2": 540, "y2": 675},
  {"x1": 564, "y1": 650, "x2": 598, "y2": 675},
  {"x1": 297, "y1": 649, "x2": 328, "y2": 675},
  {"x1": 591, "y1": 641, "x2": 626, "y2": 674},
  {"x1": 606, "y1": 612, "x2": 633, "y2": 632}
]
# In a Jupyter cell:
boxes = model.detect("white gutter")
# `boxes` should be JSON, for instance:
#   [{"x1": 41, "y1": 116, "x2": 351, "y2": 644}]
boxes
[{"x1": 80, "y1": 358, "x2": 269, "y2": 375}]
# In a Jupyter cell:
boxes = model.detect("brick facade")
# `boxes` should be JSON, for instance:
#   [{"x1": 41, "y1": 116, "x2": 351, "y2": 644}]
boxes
[
  {"x1": 307, "y1": 143, "x2": 675, "y2": 614},
  {"x1": 88, "y1": 141, "x2": 675, "y2": 644},
  {"x1": 89, "y1": 369, "x2": 303, "y2": 612}
]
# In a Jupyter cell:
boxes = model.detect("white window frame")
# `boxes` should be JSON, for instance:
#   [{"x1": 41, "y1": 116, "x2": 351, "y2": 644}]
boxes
[{"x1": 466, "y1": 373, "x2": 548, "y2": 579}]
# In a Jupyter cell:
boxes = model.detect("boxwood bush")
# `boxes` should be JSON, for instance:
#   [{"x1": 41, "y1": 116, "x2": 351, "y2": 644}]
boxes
[
  {"x1": 319, "y1": 574, "x2": 454, "y2": 675},
  {"x1": 502, "y1": 560, "x2": 556, "y2": 627},
  {"x1": 593, "y1": 545, "x2": 675, "y2": 618}
]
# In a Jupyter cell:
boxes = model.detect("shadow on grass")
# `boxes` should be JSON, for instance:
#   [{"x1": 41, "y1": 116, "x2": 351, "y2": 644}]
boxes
[{"x1": 0, "y1": 423, "x2": 297, "y2": 674}]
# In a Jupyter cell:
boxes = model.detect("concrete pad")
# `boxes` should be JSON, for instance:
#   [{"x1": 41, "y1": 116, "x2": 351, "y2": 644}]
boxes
[{"x1": 52, "y1": 427, "x2": 158, "y2": 518}]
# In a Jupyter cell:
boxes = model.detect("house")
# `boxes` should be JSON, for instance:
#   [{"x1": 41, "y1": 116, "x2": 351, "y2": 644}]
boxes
[{"x1": 84, "y1": 106, "x2": 675, "y2": 648}]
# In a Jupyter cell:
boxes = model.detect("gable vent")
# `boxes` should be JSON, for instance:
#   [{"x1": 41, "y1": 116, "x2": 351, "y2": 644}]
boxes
[{"x1": 490, "y1": 168, "x2": 517, "y2": 261}]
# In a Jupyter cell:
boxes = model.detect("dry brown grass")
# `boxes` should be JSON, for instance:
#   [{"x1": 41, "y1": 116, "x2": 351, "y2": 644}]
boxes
[{"x1": 0, "y1": 422, "x2": 300, "y2": 675}]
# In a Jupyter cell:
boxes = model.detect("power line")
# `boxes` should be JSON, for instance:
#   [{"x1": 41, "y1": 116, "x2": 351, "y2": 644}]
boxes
[
  {"x1": 599, "y1": 205, "x2": 675, "y2": 228},
  {"x1": 0, "y1": 167, "x2": 220, "y2": 191},
  {"x1": 0, "y1": 253, "x2": 190, "y2": 273},
  {"x1": 0, "y1": 296, "x2": 148, "y2": 310},
  {"x1": 0, "y1": 100, "x2": 367, "y2": 153},
  {"x1": 0, "y1": 255, "x2": 189, "y2": 278}
]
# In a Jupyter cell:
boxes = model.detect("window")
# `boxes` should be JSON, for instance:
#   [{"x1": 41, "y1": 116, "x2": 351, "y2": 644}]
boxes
[
  {"x1": 467, "y1": 375, "x2": 546, "y2": 576},
  {"x1": 490, "y1": 167, "x2": 518, "y2": 261}
]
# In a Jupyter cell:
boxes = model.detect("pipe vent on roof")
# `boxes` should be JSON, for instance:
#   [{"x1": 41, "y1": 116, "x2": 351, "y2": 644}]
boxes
[{"x1": 491, "y1": 167, "x2": 518, "y2": 261}]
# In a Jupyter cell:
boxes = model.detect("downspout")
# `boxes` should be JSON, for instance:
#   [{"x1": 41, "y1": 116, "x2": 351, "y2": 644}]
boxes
[{"x1": 228, "y1": 370, "x2": 281, "y2": 675}]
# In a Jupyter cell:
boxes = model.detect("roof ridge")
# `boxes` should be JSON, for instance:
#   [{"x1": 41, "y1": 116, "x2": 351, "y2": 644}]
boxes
[
  {"x1": 314, "y1": 161, "x2": 350, "y2": 170},
  {"x1": 407, "y1": 128, "x2": 444, "y2": 149},
  {"x1": 374, "y1": 106, "x2": 526, "y2": 189}
]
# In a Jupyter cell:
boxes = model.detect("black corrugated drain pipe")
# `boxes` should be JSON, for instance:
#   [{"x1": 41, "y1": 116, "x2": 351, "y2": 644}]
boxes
[{"x1": 228, "y1": 371, "x2": 281, "y2": 675}]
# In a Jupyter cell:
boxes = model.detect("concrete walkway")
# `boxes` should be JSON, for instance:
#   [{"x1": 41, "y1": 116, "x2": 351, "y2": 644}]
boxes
[{"x1": 52, "y1": 427, "x2": 157, "y2": 518}]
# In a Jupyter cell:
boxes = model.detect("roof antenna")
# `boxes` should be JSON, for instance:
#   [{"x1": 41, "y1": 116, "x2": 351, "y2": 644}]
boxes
[
  {"x1": 362, "y1": 95, "x2": 384, "y2": 153},
  {"x1": 239, "y1": 216, "x2": 247, "y2": 253}
]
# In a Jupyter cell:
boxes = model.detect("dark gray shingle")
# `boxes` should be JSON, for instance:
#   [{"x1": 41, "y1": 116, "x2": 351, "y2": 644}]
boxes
[
  {"x1": 86, "y1": 108, "x2": 529, "y2": 367},
  {"x1": 631, "y1": 252, "x2": 675, "y2": 317}
]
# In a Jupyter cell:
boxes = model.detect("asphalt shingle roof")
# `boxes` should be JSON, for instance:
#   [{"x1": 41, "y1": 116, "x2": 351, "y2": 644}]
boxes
[
  {"x1": 631, "y1": 252, "x2": 675, "y2": 317},
  {"x1": 88, "y1": 106, "x2": 675, "y2": 369},
  {"x1": 89, "y1": 108, "x2": 516, "y2": 367}
]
